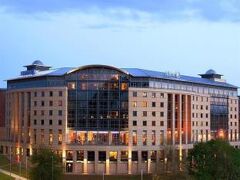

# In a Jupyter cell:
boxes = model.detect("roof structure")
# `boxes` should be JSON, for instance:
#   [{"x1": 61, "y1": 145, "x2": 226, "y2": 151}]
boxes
[{"x1": 7, "y1": 65, "x2": 238, "y2": 89}]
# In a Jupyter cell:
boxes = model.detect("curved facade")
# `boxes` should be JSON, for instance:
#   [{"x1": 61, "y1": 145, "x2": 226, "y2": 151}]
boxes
[{"x1": 0, "y1": 63, "x2": 239, "y2": 175}]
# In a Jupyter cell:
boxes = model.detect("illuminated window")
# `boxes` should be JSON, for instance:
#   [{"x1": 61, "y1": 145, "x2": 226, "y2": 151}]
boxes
[
  {"x1": 77, "y1": 150, "x2": 84, "y2": 161},
  {"x1": 142, "y1": 130, "x2": 147, "y2": 146},
  {"x1": 132, "y1": 101, "x2": 137, "y2": 107},
  {"x1": 58, "y1": 130, "x2": 62, "y2": 145},
  {"x1": 132, "y1": 131, "x2": 137, "y2": 146},
  {"x1": 68, "y1": 82, "x2": 76, "y2": 90},
  {"x1": 142, "y1": 101, "x2": 147, "y2": 107},
  {"x1": 49, "y1": 129, "x2": 53, "y2": 145},
  {"x1": 121, "y1": 83, "x2": 128, "y2": 91},
  {"x1": 152, "y1": 130, "x2": 156, "y2": 145},
  {"x1": 160, "y1": 130, "x2": 164, "y2": 145},
  {"x1": 80, "y1": 83, "x2": 87, "y2": 90},
  {"x1": 66, "y1": 150, "x2": 73, "y2": 161},
  {"x1": 121, "y1": 151, "x2": 128, "y2": 161},
  {"x1": 143, "y1": 92, "x2": 147, "y2": 97},
  {"x1": 152, "y1": 93, "x2": 156, "y2": 98},
  {"x1": 109, "y1": 151, "x2": 117, "y2": 161}
]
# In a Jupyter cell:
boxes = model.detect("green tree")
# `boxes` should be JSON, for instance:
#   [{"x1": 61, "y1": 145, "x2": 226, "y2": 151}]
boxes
[
  {"x1": 29, "y1": 146, "x2": 63, "y2": 180},
  {"x1": 188, "y1": 139, "x2": 240, "y2": 180}
]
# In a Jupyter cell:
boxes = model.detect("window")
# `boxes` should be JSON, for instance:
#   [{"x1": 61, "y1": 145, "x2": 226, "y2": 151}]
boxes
[
  {"x1": 152, "y1": 93, "x2": 156, "y2": 98},
  {"x1": 160, "y1": 102, "x2": 164, "y2": 108},
  {"x1": 152, "y1": 121, "x2": 156, "y2": 126},
  {"x1": 160, "y1": 93, "x2": 164, "y2": 98},
  {"x1": 142, "y1": 101, "x2": 148, "y2": 107},
  {"x1": 58, "y1": 110, "x2": 62, "y2": 116},
  {"x1": 152, "y1": 102, "x2": 156, "y2": 107},
  {"x1": 160, "y1": 130, "x2": 164, "y2": 145},
  {"x1": 133, "y1": 121, "x2": 137, "y2": 126},
  {"x1": 34, "y1": 101, "x2": 37, "y2": 106},
  {"x1": 49, "y1": 91, "x2": 53, "y2": 97},
  {"x1": 77, "y1": 150, "x2": 84, "y2": 161},
  {"x1": 58, "y1": 130, "x2": 62, "y2": 144},
  {"x1": 99, "y1": 151, "x2": 106, "y2": 162},
  {"x1": 109, "y1": 151, "x2": 117, "y2": 161},
  {"x1": 34, "y1": 92, "x2": 37, "y2": 97},
  {"x1": 41, "y1": 101, "x2": 45, "y2": 107},
  {"x1": 34, "y1": 110, "x2": 37, "y2": 116},
  {"x1": 59, "y1": 91, "x2": 63, "y2": 97},
  {"x1": 143, "y1": 111, "x2": 147, "y2": 117},
  {"x1": 143, "y1": 92, "x2": 147, "y2": 97},
  {"x1": 152, "y1": 130, "x2": 156, "y2": 145},
  {"x1": 49, "y1": 110, "x2": 53, "y2": 116},
  {"x1": 34, "y1": 119, "x2": 37, "y2": 125},
  {"x1": 142, "y1": 130, "x2": 147, "y2": 145},
  {"x1": 49, "y1": 129, "x2": 53, "y2": 145},
  {"x1": 58, "y1": 120, "x2": 62, "y2": 125},
  {"x1": 41, "y1": 110, "x2": 44, "y2": 116},
  {"x1": 160, "y1": 121, "x2": 164, "y2": 126},
  {"x1": 121, "y1": 83, "x2": 128, "y2": 91},
  {"x1": 66, "y1": 151, "x2": 73, "y2": 160},
  {"x1": 133, "y1": 111, "x2": 137, "y2": 117},
  {"x1": 152, "y1": 111, "x2": 156, "y2": 117},
  {"x1": 141, "y1": 151, "x2": 148, "y2": 162},
  {"x1": 132, "y1": 131, "x2": 137, "y2": 146},
  {"x1": 160, "y1": 112, "x2": 164, "y2": 117},
  {"x1": 132, "y1": 151, "x2": 138, "y2": 161},
  {"x1": 41, "y1": 91, "x2": 45, "y2": 97},
  {"x1": 121, "y1": 151, "x2": 128, "y2": 161},
  {"x1": 41, "y1": 119, "x2": 44, "y2": 125},
  {"x1": 143, "y1": 121, "x2": 147, "y2": 126},
  {"x1": 68, "y1": 82, "x2": 76, "y2": 90},
  {"x1": 133, "y1": 91, "x2": 137, "y2": 97},
  {"x1": 151, "y1": 151, "x2": 157, "y2": 161},
  {"x1": 132, "y1": 101, "x2": 137, "y2": 107},
  {"x1": 49, "y1": 119, "x2": 52, "y2": 125},
  {"x1": 49, "y1": 101, "x2": 53, "y2": 106}
]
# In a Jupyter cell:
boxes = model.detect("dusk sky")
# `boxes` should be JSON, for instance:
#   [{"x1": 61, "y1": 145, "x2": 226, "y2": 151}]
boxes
[{"x1": 0, "y1": 0, "x2": 239, "y2": 88}]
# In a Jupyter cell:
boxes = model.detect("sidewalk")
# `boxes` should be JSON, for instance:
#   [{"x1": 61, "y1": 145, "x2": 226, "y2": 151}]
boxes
[{"x1": 0, "y1": 168, "x2": 27, "y2": 180}]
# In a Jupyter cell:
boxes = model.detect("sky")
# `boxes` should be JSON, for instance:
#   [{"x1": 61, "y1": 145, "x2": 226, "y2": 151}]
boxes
[{"x1": 0, "y1": 0, "x2": 240, "y2": 88}]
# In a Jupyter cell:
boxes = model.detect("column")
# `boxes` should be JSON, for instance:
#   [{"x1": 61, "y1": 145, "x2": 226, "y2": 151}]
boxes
[
  {"x1": 106, "y1": 150, "x2": 110, "y2": 175},
  {"x1": 179, "y1": 95, "x2": 182, "y2": 161},
  {"x1": 94, "y1": 151, "x2": 98, "y2": 174},
  {"x1": 138, "y1": 150, "x2": 142, "y2": 173},
  {"x1": 147, "y1": 151, "x2": 151, "y2": 174},
  {"x1": 83, "y1": 151, "x2": 88, "y2": 174},
  {"x1": 128, "y1": 150, "x2": 132, "y2": 174},
  {"x1": 185, "y1": 95, "x2": 188, "y2": 144},
  {"x1": 172, "y1": 94, "x2": 176, "y2": 145}
]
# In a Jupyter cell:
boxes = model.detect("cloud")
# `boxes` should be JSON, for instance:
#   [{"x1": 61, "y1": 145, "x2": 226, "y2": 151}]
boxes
[{"x1": 0, "y1": 0, "x2": 239, "y2": 22}]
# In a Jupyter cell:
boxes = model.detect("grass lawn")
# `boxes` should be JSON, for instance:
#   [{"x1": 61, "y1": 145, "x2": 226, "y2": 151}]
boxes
[
  {"x1": 0, "y1": 172, "x2": 14, "y2": 180},
  {"x1": 0, "y1": 154, "x2": 28, "y2": 178}
]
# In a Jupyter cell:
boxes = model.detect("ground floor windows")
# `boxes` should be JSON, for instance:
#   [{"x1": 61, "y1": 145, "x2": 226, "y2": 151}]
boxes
[{"x1": 66, "y1": 163, "x2": 73, "y2": 173}]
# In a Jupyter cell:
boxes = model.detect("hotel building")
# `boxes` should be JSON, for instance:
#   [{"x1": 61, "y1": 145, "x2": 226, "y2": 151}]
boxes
[{"x1": 0, "y1": 60, "x2": 239, "y2": 174}]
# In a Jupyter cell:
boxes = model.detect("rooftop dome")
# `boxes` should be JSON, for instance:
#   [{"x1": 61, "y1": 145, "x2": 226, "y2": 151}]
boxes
[
  {"x1": 206, "y1": 69, "x2": 216, "y2": 75},
  {"x1": 32, "y1": 60, "x2": 44, "y2": 66}
]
